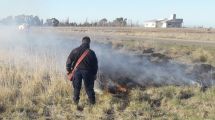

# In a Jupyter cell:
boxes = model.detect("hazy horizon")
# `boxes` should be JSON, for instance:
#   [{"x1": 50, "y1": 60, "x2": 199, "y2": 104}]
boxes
[{"x1": 0, "y1": 0, "x2": 214, "y2": 27}]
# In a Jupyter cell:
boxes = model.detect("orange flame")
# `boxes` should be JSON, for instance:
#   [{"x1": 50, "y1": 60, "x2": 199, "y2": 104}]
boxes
[{"x1": 116, "y1": 84, "x2": 127, "y2": 93}]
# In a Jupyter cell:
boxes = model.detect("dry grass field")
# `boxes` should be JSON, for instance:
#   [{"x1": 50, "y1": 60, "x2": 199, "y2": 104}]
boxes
[
  {"x1": 0, "y1": 27, "x2": 215, "y2": 120},
  {"x1": 37, "y1": 27, "x2": 215, "y2": 41},
  {"x1": 1, "y1": 62, "x2": 215, "y2": 119}
]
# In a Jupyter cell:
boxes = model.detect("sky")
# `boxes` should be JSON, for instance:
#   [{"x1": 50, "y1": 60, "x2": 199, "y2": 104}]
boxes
[{"x1": 0, "y1": 0, "x2": 214, "y2": 27}]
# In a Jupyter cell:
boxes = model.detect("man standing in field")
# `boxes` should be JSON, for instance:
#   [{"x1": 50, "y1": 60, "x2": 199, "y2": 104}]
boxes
[{"x1": 66, "y1": 36, "x2": 98, "y2": 105}]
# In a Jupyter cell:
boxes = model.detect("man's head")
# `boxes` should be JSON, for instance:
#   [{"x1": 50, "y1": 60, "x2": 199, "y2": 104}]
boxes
[{"x1": 82, "y1": 36, "x2": 91, "y2": 44}]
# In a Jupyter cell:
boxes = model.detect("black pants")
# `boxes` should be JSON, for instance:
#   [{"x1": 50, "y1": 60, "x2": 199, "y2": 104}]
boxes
[{"x1": 72, "y1": 69, "x2": 95, "y2": 104}]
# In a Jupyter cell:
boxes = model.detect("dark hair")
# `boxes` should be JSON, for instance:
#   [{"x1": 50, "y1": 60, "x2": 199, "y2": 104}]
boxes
[{"x1": 82, "y1": 36, "x2": 91, "y2": 44}]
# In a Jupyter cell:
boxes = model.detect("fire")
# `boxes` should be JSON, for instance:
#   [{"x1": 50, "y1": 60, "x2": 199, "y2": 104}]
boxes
[
  {"x1": 116, "y1": 84, "x2": 127, "y2": 93},
  {"x1": 105, "y1": 83, "x2": 128, "y2": 94},
  {"x1": 96, "y1": 73, "x2": 128, "y2": 94}
]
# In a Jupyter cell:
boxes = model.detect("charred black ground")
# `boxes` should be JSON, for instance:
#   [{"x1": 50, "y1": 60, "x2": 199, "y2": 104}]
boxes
[{"x1": 95, "y1": 42, "x2": 215, "y2": 92}]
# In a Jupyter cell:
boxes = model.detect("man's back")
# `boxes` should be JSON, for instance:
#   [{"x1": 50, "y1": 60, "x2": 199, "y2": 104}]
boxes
[
  {"x1": 66, "y1": 43, "x2": 98, "y2": 75},
  {"x1": 66, "y1": 36, "x2": 98, "y2": 105}
]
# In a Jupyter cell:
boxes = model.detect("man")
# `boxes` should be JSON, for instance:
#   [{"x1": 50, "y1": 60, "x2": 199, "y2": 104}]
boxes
[{"x1": 66, "y1": 36, "x2": 98, "y2": 105}]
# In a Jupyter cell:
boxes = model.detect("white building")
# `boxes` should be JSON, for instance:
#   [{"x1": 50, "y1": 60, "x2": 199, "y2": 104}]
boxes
[
  {"x1": 144, "y1": 19, "x2": 157, "y2": 28},
  {"x1": 144, "y1": 14, "x2": 183, "y2": 28}
]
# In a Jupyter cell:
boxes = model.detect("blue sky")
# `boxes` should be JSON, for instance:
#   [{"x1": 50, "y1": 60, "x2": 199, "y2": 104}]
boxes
[{"x1": 0, "y1": 0, "x2": 214, "y2": 27}]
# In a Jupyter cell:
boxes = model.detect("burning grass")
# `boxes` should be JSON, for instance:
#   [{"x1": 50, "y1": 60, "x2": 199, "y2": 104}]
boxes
[
  {"x1": 0, "y1": 28, "x2": 215, "y2": 119},
  {"x1": 0, "y1": 61, "x2": 215, "y2": 119}
]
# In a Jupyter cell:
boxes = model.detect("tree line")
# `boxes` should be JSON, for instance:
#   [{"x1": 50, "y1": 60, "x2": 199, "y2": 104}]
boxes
[{"x1": 0, "y1": 15, "x2": 135, "y2": 27}]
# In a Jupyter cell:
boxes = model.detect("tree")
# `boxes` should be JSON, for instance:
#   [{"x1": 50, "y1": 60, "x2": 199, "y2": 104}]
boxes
[
  {"x1": 13, "y1": 15, "x2": 43, "y2": 26},
  {"x1": 70, "y1": 22, "x2": 77, "y2": 26},
  {"x1": 14, "y1": 15, "x2": 26, "y2": 24},
  {"x1": 46, "y1": 18, "x2": 59, "y2": 27},
  {"x1": 65, "y1": 17, "x2": 69, "y2": 26},
  {"x1": 98, "y1": 18, "x2": 108, "y2": 26},
  {"x1": 0, "y1": 16, "x2": 14, "y2": 25},
  {"x1": 33, "y1": 16, "x2": 42, "y2": 26},
  {"x1": 52, "y1": 18, "x2": 59, "y2": 26},
  {"x1": 112, "y1": 17, "x2": 127, "y2": 27},
  {"x1": 40, "y1": 19, "x2": 44, "y2": 25}
]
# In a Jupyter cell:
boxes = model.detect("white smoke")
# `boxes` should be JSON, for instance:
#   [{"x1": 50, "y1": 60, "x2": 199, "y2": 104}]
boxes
[{"x1": 0, "y1": 26, "x2": 214, "y2": 88}]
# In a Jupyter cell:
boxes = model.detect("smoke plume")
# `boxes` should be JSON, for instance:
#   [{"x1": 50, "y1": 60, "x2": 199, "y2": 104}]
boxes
[{"x1": 0, "y1": 26, "x2": 214, "y2": 90}]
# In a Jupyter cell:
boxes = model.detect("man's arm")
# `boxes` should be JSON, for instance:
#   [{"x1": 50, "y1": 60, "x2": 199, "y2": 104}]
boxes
[
  {"x1": 66, "y1": 50, "x2": 75, "y2": 74},
  {"x1": 92, "y1": 51, "x2": 98, "y2": 76}
]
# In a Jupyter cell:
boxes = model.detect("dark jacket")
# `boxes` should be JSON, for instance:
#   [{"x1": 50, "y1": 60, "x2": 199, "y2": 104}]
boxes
[{"x1": 66, "y1": 43, "x2": 98, "y2": 75}]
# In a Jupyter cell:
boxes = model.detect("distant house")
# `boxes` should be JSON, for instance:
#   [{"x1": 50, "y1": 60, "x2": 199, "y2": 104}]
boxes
[
  {"x1": 144, "y1": 19, "x2": 157, "y2": 28},
  {"x1": 144, "y1": 14, "x2": 183, "y2": 28}
]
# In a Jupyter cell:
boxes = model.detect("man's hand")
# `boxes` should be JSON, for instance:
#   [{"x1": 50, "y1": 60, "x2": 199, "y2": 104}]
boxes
[
  {"x1": 67, "y1": 71, "x2": 71, "y2": 75},
  {"x1": 67, "y1": 68, "x2": 73, "y2": 75}
]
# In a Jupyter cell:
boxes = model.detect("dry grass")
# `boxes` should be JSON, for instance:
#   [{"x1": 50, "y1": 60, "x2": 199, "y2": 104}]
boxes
[
  {"x1": 191, "y1": 48, "x2": 214, "y2": 63},
  {"x1": 110, "y1": 39, "x2": 215, "y2": 66},
  {"x1": 1, "y1": 49, "x2": 215, "y2": 120},
  {"x1": 36, "y1": 27, "x2": 215, "y2": 41},
  {"x1": 1, "y1": 28, "x2": 215, "y2": 119}
]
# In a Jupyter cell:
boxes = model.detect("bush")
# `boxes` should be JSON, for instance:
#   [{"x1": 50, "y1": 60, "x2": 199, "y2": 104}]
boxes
[{"x1": 192, "y1": 48, "x2": 213, "y2": 63}]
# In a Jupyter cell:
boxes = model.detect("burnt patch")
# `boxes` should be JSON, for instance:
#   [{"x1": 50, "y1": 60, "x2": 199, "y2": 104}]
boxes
[
  {"x1": 0, "y1": 104, "x2": 6, "y2": 114},
  {"x1": 97, "y1": 44, "x2": 215, "y2": 93},
  {"x1": 111, "y1": 93, "x2": 130, "y2": 111},
  {"x1": 143, "y1": 48, "x2": 155, "y2": 54},
  {"x1": 192, "y1": 64, "x2": 215, "y2": 73},
  {"x1": 150, "y1": 99, "x2": 162, "y2": 108},
  {"x1": 150, "y1": 53, "x2": 171, "y2": 63},
  {"x1": 177, "y1": 90, "x2": 194, "y2": 100}
]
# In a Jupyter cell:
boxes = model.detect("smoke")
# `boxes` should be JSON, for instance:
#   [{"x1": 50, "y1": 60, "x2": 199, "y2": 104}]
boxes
[
  {"x1": 0, "y1": 26, "x2": 214, "y2": 89},
  {"x1": 95, "y1": 44, "x2": 201, "y2": 87}
]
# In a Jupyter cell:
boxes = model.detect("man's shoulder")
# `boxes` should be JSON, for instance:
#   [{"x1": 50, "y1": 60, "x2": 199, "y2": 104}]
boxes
[
  {"x1": 71, "y1": 47, "x2": 80, "y2": 53},
  {"x1": 89, "y1": 49, "x2": 96, "y2": 54}
]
